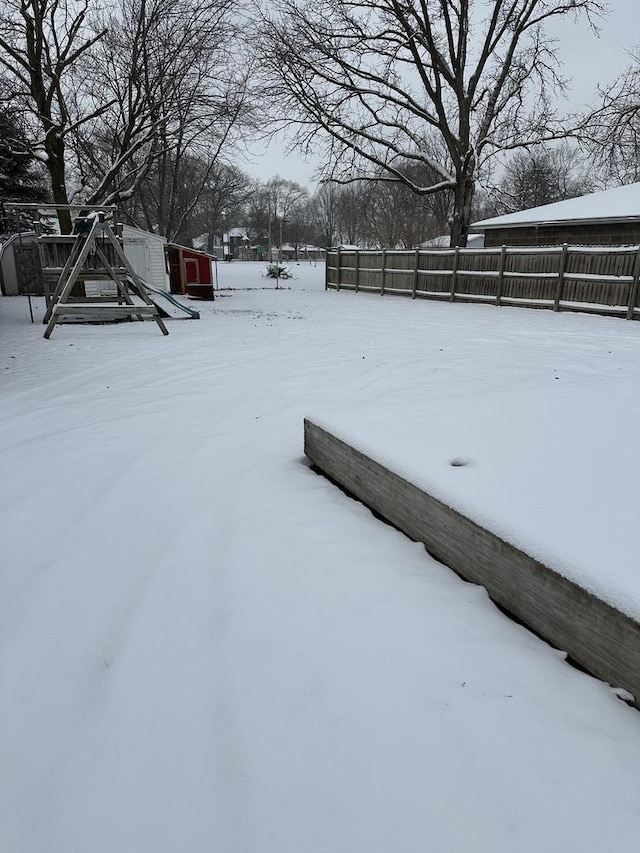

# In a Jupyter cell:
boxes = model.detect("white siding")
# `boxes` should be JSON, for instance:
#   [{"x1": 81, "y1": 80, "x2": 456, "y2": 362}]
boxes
[{"x1": 122, "y1": 225, "x2": 169, "y2": 291}]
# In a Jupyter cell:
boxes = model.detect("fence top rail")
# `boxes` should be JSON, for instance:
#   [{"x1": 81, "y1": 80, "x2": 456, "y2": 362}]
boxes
[
  {"x1": 328, "y1": 243, "x2": 640, "y2": 257},
  {"x1": 566, "y1": 244, "x2": 640, "y2": 255}
]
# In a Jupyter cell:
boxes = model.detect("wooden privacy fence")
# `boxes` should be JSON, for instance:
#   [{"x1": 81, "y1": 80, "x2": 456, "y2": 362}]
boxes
[{"x1": 326, "y1": 245, "x2": 640, "y2": 320}]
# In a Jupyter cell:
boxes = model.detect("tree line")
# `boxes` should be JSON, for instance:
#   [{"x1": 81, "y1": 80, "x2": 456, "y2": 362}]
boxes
[{"x1": 1, "y1": 0, "x2": 639, "y2": 247}]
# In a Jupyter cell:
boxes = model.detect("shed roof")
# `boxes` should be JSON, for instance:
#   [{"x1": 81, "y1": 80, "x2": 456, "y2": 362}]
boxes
[
  {"x1": 122, "y1": 224, "x2": 167, "y2": 244},
  {"x1": 166, "y1": 242, "x2": 219, "y2": 261},
  {"x1": 471, "y1": 182, "x2": 640, "y2": 231}
]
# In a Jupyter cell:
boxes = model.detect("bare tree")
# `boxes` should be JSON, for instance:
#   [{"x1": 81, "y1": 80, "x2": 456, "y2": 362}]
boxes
[
  {"x1": 308, "y1": 184, "x2": 340, "y2": 247},
  {"x1": 188, "y1": 164, "x2": 253, "y2": 252},
  {"x1": 69, "y1": 0, "x2": 252, "y2": 238},
  {"x1": 497, "y1": 143, "x2": 593, "y2": 212},
  {"x1": 258, "y1": 0, "x2": 604, "y2": 246},
  {"x1": 0, "y1": 0, "x2": 107, "y2": 231},
  {"x1": 336, "y1": 183, "x2": 375, "y2": 246},
  {"x1": 264, "y1": 176, "x2": 308, "y2": 255},
  {"x1": 240, "y1": 180, "x2": 271, "y2": 246},
  {"x1": 582, "y1": 48, "x2": 640, "y2": 186}
]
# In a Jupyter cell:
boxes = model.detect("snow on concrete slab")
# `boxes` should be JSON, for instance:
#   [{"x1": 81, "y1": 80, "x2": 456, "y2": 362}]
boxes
[{"x1": 2, "y1": 264, "x2": 640, "y2": 852}]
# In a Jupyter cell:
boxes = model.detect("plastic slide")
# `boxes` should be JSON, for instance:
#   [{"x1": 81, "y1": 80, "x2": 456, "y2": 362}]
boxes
[{"x1": 138, "y1": 277, "x2": 201, "y2": 319}]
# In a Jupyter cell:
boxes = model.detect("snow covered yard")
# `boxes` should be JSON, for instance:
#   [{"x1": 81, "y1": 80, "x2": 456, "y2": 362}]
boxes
[{"x1": 2, "y1": 261, "x2": 640, "y2": 852}]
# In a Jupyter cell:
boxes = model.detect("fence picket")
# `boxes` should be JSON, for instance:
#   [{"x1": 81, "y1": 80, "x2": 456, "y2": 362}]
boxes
[
  {"x1": 450, "y1": 247, "x2": 459, "y2": 301},
  {"x1": 554, "y1": 244, "x2": 568, "y2": 311},
  {"x1": 496, "y1": 246, "x2": 506, "y2": 306},
  {"x1": 627, "y1": 245, "x2": 640, "y2": 320},
  {"x1": 327, "y1": 245, "x2": 637, "y2": 320}
]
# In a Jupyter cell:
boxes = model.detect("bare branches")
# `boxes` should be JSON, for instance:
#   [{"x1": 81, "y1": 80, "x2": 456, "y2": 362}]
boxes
[
  {"x1": 256, "y1": 0, "x2": 605, "y2": 245},
  {"x1": 581, "y1": 48, "x2": 640, "y2": 185},
  {"x1": 0, "y1": 0, "x2": 108, "y2": 229},
  {"x1": 67, "y1": 0, "x2": 253, "y2": 236},
  {"x1": 0, "y1": 0, "x2": 255, "y2": 237}
]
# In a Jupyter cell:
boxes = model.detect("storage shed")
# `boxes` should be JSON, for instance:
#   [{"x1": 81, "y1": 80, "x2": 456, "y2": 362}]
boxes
[
  {"x1": 0, "y1": 232, "x2": 41, "y2": 296},
  {"x1": 122, "y1": 225, "x2": 169, "y2": 291},
  {"x1": 166, "y1": 244, "x2": 216, "y2": 300},
  {"x1": 471, "y1": 182, "x2": 640, "y2": 247}
]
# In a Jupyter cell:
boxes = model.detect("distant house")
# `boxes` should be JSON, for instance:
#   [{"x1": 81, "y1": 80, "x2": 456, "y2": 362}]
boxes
[
  {"x1": 471, "y1": 182, "x2": 640, "y2": 247},
  {"x1": 193, "y1": 232, "x2": 224, "y2": 260},
  {"x1": 280, "y1": 244, "x2": 326, "y2": 262},
  {"x1": 420, "y1": 234, "x2": 484, "y2": 249},
  {"x1": 224, "y1": 228, "x2": 250, "y2": 259}
]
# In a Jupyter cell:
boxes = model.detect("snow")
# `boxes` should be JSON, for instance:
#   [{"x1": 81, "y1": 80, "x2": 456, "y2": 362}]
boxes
[
  {"x1": 2, "y1": 263, "x2": 640, "y2": 852},
  {"x1": 472, "y1": 181, "x2": 640, "y2": 229},
  {"x1": 309, "y1": 380, "x2": 640, "y2": 618}
]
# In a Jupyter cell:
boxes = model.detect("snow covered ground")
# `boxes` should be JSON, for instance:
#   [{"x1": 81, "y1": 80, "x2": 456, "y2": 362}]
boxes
[
  {"x1": 309, "y1": 380, "x2": 640, "y2": 619},
  {"x1": 2, "y1": 261, "x2": 640, "y2": 852}
]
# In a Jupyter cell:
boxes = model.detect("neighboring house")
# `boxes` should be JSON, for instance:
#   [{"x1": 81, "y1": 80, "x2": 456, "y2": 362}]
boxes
[
  {"x1": 280, "y1": 244, "x2": 326, "y2": 262},
  {"x1": 420, "y1": 234, "x2": 484, "y2": 249},
  {"x1": 193, "y1": 232, "x2": 224, "y2": 260},
  {"x1": 224, "y1": 228, "x2": 249, "y2": 259},
  {"x1": 240, "y1": 244, "x2": 268, "y2": 261},
  {"x1": 471, "y1": 182, "x2": 640, "y2": 247}
]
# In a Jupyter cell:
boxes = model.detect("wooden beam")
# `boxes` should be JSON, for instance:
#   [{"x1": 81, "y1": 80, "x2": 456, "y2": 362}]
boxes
[
  {"x1": 554, "y1": 244, "x2": 568, "y2": 312},
  {"x1": 305, "y1": 418, "x2": 640, "y2": 707},
  {"x1": 52, "y1": 304, "x2": 157, "y2": 315}
]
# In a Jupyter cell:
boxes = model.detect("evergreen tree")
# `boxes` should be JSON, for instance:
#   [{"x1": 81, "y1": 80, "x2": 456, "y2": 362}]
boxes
[{"x1": 0, "y1": 111, "x2": 49, "y2": 232}]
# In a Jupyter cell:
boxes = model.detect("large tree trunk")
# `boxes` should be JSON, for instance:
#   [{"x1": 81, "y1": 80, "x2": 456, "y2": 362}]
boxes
[
  {"x1": 46, "y1": 136, "x2": 72, "y2": 234},
  {"x1": 449, "y1": 173, "x2": 475, "y2": 248}
]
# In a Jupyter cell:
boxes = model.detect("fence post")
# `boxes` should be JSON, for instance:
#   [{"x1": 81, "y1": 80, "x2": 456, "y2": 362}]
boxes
[
  {"x1": 449, "y1": 246, "x2": 459, "y2": 301},
  {"x1": 381, "y1": 249, "x2": 387, "y2": 295},
  {"x1": 553, "y1": 243, "x2": 568, "y2": 311},
  {"x1": 626, "y1": 244, "x2": 640, "y2": 320},
  {"x1": 412, "y1": 247, "x2": 419, "y2": 298},
  {"x1": 336, "y1": 247, "x2": 341, "y2": 291},
  {"x1": 495, "y1": 245, "x2": 507, "y2": 306},
  {"x1": 354, "y1": 250, "x2": 360, "y2": 293}
]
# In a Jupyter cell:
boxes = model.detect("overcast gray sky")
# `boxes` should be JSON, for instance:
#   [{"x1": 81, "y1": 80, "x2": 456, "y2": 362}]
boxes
[{"x1": 242, "y1": 1, "x2": 639, "y2": 189}]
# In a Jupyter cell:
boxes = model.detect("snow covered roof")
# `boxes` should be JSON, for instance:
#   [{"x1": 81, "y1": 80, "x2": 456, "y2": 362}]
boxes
[
  {"x1": 420, "y1": 235, "x2": 450, "y2": 247},
  {"x1": 421, "y1": 234, "x2": 484, "y2": 248},
  {"x1": 121, "y1": 224, "x2": 167, "y2": 244},
  {"x1": 471, "y1": 182, "x2": 640, "y2": 231}
]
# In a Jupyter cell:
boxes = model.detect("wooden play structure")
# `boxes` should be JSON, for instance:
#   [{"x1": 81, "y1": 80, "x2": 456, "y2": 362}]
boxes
[
  {"x1": 41, "y1": 213, "x2": 168, "y2": 338},
  {"x1": 3, "y1": 203, "x2": 205, "y2": 336}
]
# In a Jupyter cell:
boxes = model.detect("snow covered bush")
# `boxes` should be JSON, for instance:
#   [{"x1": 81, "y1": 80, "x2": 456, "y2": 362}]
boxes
[{"x1": 264, "y1": 263, "x2": 293, "y2": 280}]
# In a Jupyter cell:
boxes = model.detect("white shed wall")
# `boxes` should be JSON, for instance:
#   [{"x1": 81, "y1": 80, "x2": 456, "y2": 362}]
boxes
[{"x1": 122, "y1": 225, "x2": 169, "y2": 291}]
